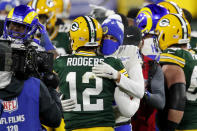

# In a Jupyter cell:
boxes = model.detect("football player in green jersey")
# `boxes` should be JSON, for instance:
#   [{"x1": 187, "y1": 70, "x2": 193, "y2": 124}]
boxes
[
  {"x1": 176, "y1": 11, "x2": 197, "y2": 131},
  {"x1": 155, "y1": 14, "x2": 193, "y2": 131},
  {"x1": 54, "y1": 16, "x2": 128, "y2": 131}
]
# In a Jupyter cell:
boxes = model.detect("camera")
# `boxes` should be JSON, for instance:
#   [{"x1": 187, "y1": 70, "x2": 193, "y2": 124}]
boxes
[
  {"x1": 12, "y1": 47, "x2": 54, "y2": 80},
  {"x1": 0, "y1": 40, "x2": 54, "y2": 80}
]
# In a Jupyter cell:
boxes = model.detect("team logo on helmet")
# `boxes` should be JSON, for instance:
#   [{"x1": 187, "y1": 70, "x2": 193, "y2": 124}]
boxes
[
  {"x1": 159, "y1": 18, "x2": 170, "y2": 27},
  {"x1": 71, "y1": 22, "x2": 79, "y2": 32},
  {"x1": 102, "y1": 26, "x2": 108, "y2": 35},
  {"x1": 136, "y1": 14, "x2": 145, "y2": 26}
]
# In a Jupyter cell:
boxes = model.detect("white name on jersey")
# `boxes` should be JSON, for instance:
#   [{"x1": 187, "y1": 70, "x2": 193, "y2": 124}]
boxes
[{"x1": 67, "y1": 57, "x2": 104, "y2": 66}]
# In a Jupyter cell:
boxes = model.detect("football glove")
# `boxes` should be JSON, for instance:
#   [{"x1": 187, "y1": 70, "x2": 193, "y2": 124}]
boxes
[
  {"x1": 37, "y1": 22, "x2": 47, "y2": 34},
  {"x1": 37, "y1": 22, "x2": 55, "y2": 51},
  {"x1": 92, "y1": 62, "x2": 119, "y2": 80},
  {"x1": 42, "y1": 72, "x2": 60, "y2": 89},
  {"x1": 60, "y1": 95, "x2": 76, "y2": 112}
]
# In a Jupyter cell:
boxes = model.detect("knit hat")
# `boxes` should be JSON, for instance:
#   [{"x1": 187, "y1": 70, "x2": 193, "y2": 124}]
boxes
[
  {"x1": 123, "y1": 26, "x2": 142, "y2": 46},
  {"x1": 102, "y1": 14, "x2": 124, "y2": 45}
]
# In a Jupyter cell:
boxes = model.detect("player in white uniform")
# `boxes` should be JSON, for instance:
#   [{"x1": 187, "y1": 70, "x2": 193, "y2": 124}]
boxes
[{"x1": 92, "y1": 14, "x2": 144, "y2": 131}]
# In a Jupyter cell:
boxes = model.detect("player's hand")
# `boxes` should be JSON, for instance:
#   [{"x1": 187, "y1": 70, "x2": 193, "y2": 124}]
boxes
[
  {"x1": 37, "y1": 22, "x2": 55, "y2": 51},
  {"x1": 37, "y1": 22, "x2": 47, "y2": 34},
  {"x1": 60, "y1": 95, "x2": 76, "y2": 112},
  {"x1": 43, "y1": 72, "x2": 60, "y2": 89},
  {"x1": 92, "y1": 62, "x2": 119, "y2": 80}
]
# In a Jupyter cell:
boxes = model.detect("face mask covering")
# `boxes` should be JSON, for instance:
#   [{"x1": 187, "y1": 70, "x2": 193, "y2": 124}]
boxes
[
  {"x1": 0, "y1": 71, "x2": 12, "y2": 89},
  {"x1": 141, "y1": 37, "x2": 160, "y2": 61},
  {"x1": 101, "y1": 39, "x2": 120, "y2": 55}
]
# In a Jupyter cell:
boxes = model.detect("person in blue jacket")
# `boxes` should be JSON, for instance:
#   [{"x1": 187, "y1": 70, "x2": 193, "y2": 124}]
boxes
[{"x1": 0, "y1": 40, "x2": 62, "y2": 131}]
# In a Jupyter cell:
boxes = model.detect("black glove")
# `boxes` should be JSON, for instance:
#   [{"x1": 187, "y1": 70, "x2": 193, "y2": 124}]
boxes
[{"x1": 42, "y1": 72, "x2": 60, "y2": 89}]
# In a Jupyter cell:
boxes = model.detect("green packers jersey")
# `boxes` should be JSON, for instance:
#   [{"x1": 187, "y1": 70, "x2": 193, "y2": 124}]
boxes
[
  {"x1": 54, "y1": 52, "x2": 127, "y2": 130},
  {"x1": 51, "y1": 24, "x2": 72, "y2": 56},
  {"x1": 160, "y1": 48, "x2": 197, "y2": 129},
  {"x1": 160, "y1": 48, "x2": 193, "y2": 89}
]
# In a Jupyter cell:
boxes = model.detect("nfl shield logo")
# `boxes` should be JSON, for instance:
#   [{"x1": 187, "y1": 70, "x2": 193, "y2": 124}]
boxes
[{"x1": 2, "y1": 98, "x2": 18, "y2": 113}]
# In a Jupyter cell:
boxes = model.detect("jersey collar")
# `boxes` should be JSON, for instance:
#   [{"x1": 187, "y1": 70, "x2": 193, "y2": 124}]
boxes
[{"x1": 75, "y1": 51, "x2": 96, "y2": 56}]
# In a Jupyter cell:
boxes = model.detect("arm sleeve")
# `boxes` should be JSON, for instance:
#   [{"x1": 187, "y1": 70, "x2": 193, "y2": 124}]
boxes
[
  {"x1": 39, "y1": 81, "x2": 62, "y2": 128},
  {"x1": 116, "y1": 60, "x2": 144, "y2": 99},
  {"x1": 114, "y1": 87, "x2": 140, "y2": 118},
  {"x1": 145, "y1": 65, "x2": 165, "y2": 110},
  {"x1": 40, "y1": 28, "x2": 55, "y2": 51}
]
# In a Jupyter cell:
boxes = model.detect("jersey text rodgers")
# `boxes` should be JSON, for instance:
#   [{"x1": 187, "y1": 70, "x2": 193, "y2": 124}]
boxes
[{"x1": 67, "y1": 57, "x2": 104, "y2": 66}]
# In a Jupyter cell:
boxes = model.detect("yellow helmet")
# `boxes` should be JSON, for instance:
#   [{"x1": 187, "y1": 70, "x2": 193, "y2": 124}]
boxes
[
  {"x1": 158, "y1": 1, "x2": 184, "y2": 17},
  {"x1": 54, "y1": 0, "x2": 71, "y2": 19},
  {"x1": 70, "y1": 16, "x2": 103, "y2": 51},
  {"x1": 28, "y1": 0, "x2": 57, "y2": 29},
  {"x1": 155, "y1": 14, "x2": 191, "y2": 51}
]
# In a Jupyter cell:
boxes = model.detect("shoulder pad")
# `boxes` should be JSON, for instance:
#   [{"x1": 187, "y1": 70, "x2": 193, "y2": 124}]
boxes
[{"x1": 160, "y1": 52, "x2": 185, "y2": 68}]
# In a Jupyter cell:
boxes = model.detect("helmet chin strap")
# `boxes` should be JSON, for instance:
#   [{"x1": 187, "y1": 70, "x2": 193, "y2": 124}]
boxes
[
  {"x1": 0, "y1": 71, "x2": 12, "y2": 89},
  {"x1": 157, "y1": 30, "x2": 163, "y2": 43}
]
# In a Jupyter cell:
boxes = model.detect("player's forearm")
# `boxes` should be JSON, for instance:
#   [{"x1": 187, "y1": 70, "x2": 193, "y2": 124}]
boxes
[
  {"x1": 164, "y1": 83, "x2": 186, "y2": 130},
  {"x1": 116, "y1": 73, "x2": 144, "y2": 99},
  {"x1": 168, "y1": 109, "x2": 184, "y2": 124},
  {"x1": 114, "y1": 87, "x2": 140, "y2": 118},
  {"x1": 162, "y1": 109, "x2": 184, "y2": 131},
  {"x1": 145, "y1": 66, "x2": 165, "y2": 110}
]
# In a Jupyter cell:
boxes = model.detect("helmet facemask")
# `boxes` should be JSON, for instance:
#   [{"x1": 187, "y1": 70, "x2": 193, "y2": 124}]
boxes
[
  {"x1": 3, "y1": 5, "x2": 39, "y2": 43},
  {"x1": 4, "y1": 19, "x2": 38, "y2": 43}
]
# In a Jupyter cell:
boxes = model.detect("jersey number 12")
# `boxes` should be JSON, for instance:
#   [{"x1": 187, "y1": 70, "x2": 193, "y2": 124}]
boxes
[{"x1": 66, "y1": 72, "x2": 104, "y2": 111}]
